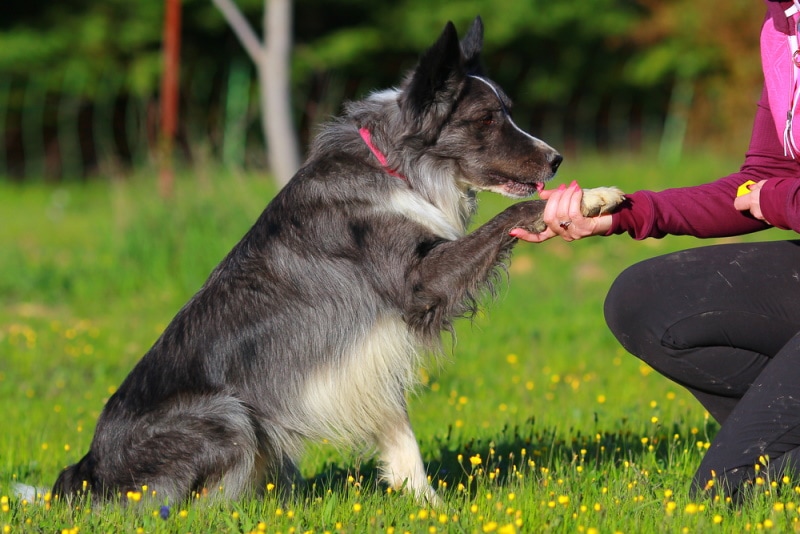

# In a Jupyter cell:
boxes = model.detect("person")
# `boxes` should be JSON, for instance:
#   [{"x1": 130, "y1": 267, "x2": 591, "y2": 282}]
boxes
[{"x1": 511, "y1": 0, "x2": 800, "y2": 502}]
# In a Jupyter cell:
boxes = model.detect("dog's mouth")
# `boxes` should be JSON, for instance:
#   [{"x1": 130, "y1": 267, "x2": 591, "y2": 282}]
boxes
[{"x1": 489, "y1": 173, "x2": 548, "y2": 198}]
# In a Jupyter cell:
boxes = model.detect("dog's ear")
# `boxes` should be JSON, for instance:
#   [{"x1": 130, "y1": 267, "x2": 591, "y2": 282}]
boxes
[
  {"x1": 399, "y1": 21, "x2": 466, "y2": 142},
  {"x1": 460, "y1": 16, "x2": 484, "y2": 74}
]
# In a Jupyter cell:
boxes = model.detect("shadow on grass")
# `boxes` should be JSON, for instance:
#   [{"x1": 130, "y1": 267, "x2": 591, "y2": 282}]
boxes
[{"x1": 298, "y1": 416, "x2": 720, "y2": 501}]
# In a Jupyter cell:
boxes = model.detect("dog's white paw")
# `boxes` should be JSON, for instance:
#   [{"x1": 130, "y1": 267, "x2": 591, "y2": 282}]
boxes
[
  {"x1": 416, "y1": 484, "x2": 443, "y2": 508},
  {"x1": 580, "y1": 186, "x2": 625, "y2": 217}
]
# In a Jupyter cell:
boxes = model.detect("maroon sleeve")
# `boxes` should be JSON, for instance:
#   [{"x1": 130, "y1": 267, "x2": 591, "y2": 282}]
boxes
[
  {"x1": 608, "y1": 87, "x2": 800, "y2": 239},
  {"x1": 760, "y1": 178, "x2": 800, "y2": 231}
]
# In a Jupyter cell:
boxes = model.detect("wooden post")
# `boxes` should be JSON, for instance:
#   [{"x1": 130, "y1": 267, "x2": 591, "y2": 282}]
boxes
[{"x1": 159, "y1": 0, "x2": 181, "y2": 198}]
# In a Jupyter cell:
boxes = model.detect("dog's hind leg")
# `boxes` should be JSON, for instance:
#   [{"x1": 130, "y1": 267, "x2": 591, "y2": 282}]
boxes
[
  {"x1": 376, "y1": 413, "x2": 441, "y2": 506},
  {"x1": 90, "y1": 394, "x2": 264, "y2": 502}
]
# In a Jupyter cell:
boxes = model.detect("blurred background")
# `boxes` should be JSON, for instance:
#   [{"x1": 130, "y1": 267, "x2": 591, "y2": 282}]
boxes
[{"x1": 0, "y1": 0, "x2": 765, "y2": 187}]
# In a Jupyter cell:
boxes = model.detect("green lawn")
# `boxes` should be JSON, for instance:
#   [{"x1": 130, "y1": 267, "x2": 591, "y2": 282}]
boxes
[{"x1": 1, "y1": 153, "x2": 797, "y2": 533}]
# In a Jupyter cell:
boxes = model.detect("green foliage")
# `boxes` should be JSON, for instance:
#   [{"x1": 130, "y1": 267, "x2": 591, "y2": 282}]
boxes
[{"x1": 1, "y1": 153, "x2": 798, "y2": 531}]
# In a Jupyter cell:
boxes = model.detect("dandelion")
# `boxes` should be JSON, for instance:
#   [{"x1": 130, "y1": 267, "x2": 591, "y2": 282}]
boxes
[
  {"x1": 482, "y1": 521, "x2": 498, "y2": 532},
  {"x1": 470, "y1": 454, "x2": 482, "y2": 466},
  {"x1": 557, "y1": 495, "x2": 569, "y2": 506},
  {"x1": 352, "y1": 503, "x2": 362, "y2": 513},
  {"x1": 713, "y1": 514, "x2": 723, "y2": 524}
]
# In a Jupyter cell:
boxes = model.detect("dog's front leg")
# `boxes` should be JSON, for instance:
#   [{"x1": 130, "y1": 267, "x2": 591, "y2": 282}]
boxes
[
  {"x1": 405, "y1": 200, "x2": 547, "y2": 338},
  {"x1": 377, "y1": 413, "x2": 442, "y2": 506}
]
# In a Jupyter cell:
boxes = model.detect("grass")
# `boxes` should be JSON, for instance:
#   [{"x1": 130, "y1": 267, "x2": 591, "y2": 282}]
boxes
[{"x1": 1, "y1": 152, "x2": 797, "y2": 533}]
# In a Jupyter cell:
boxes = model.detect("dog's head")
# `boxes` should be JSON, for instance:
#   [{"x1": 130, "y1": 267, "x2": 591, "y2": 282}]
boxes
[{"x1": 398, "y1": 17, "x2": 562, "y2": 198}]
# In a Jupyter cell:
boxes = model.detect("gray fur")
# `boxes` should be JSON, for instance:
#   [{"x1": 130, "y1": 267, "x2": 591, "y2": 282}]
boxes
[{"x1": 52, "y1": 17, "x2": 623, "y2": 505}]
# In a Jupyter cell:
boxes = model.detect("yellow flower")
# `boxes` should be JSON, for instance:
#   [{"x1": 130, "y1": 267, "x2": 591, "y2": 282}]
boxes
[
  {"x1": 482, "y1": 521, "x2": 498, "y2": 532},
  {"x1": 470, "y1": 455, "x2": 482, "y2": 466},
  {"x1": 352, "y1": 503, "x2": 362, "y2": 513},
  {"x1": 713, "y1": 514, "x2": 723, "y2": 524}
]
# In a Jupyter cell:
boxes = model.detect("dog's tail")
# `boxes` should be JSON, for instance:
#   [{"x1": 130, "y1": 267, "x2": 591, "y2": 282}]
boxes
[{"x1": 51, "y1": 452, "x2": 95, "y2": 502}]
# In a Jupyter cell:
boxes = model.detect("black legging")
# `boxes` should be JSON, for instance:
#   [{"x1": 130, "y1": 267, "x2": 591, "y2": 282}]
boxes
[{"x1": 604, "y1": 240, "x2": 800, "y2": 502}]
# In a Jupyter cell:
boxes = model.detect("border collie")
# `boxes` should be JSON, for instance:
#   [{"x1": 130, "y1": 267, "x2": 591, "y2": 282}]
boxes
[{"x1": 52, "y1": 17, "x2": 623, "y2": 505}]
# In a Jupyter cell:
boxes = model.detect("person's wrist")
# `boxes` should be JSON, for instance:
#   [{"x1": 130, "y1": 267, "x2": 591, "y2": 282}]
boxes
[{"x1": 591, "y1": 214, "x2": 613, "y2": 236}]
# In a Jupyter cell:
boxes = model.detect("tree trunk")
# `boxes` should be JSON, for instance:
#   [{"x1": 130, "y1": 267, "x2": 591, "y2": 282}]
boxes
[
  {"x1": 160, "y1": 0, "x2": 181, "y2": 198},
  {"x1": 261, "y1": 0, "x2": 300, "y2": 187},
  {"x1": 211, "y1": 0, "x2": 300, "y2": 188}
]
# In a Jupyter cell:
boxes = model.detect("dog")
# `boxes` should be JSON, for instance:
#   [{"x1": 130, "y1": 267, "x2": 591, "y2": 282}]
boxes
[{"x1": 52, "y1": 16, "x2": 623, "y2": 505}]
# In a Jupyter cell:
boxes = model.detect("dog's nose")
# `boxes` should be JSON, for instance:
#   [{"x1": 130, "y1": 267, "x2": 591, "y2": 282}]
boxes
[{"x1": 550, "y1": 153, "x2": 563, "y2": 174}]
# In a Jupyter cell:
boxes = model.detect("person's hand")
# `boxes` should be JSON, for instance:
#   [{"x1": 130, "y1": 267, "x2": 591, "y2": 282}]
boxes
[
  {"x1": 510, "y1": 180, "x2": 613, "y2": 243},
  {"x1": 733, "y1": 180, "x2": 768, "y2": 223}
]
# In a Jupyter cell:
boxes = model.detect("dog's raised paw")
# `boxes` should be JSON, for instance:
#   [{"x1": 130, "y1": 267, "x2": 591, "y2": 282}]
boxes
[{"x1": 580, "y1": 187, "x2": 625, "y2": 218}]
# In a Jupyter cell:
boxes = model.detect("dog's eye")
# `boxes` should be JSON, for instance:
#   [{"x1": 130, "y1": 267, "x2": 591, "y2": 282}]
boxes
[{"x1": 479, "y1": 113, "x2": 495, "y2": 126}]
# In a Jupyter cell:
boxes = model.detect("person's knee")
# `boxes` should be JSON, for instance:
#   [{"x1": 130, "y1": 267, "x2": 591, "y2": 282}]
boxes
[
  {"x1": 604, "y1": 259, "x2": 663, "y2": 357},
  {"x1": 605, "y1": 263, "x2": 647, "y2": 334}
]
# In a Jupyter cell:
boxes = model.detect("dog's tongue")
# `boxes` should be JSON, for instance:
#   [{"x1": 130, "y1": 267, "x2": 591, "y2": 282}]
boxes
[{"x1": 536, "y1": 182, "x2": 545, "y2": 194}]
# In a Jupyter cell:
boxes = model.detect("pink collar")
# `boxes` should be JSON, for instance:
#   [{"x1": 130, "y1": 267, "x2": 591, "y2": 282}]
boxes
[{"x1": 359, "y1": 127, "x2": 407, "y2": 181}]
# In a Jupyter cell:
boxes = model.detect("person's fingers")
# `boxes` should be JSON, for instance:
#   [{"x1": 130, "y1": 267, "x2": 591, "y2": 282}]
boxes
[{"x1": 510, "y1": 227, "x2": 556, "y2": 242}]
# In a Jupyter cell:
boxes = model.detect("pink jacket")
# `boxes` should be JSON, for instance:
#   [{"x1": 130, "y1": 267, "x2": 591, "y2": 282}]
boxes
[{"x1": 609, "y1": 1, "x2": 800, "y2": 239}]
